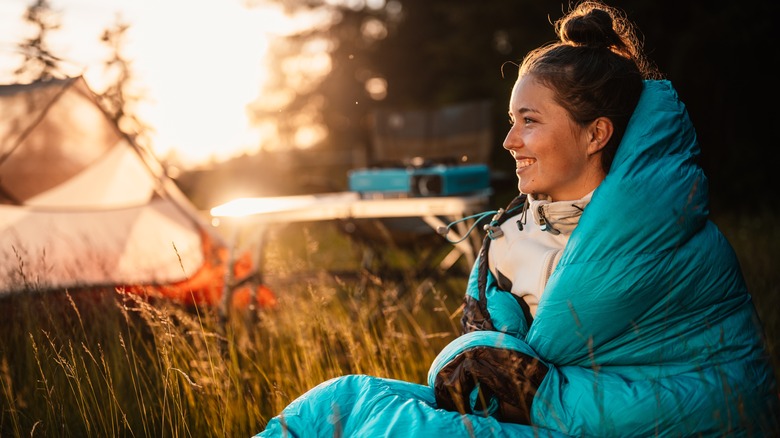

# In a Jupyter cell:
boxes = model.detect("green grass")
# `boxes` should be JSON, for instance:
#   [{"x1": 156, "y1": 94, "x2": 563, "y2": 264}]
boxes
[{"x1": 0, "y1": 211, "x2": 777, "y2": 437}]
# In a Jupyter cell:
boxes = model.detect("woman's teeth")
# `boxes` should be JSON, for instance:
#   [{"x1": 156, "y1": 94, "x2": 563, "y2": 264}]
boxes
[{"x1": 516, "y1": 158, "x2": 535, "y2": 169}]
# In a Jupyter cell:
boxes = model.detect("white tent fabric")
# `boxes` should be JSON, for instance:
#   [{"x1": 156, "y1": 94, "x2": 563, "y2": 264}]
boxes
[
  {"x1": 0, "y1": 76, "x2": 218, "y2": 295},
  {"x1": 25, "y1": 145, "x2": 156, "y2": 208},
  {"x1": 0, "y1": 201, "x2": 204, "y2": 289}
]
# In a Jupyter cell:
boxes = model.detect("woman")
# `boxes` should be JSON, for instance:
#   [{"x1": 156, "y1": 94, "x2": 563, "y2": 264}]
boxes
[
  {"x1": 257, "y1": 2, "x2": 779, "y2": 436},
  {"x1": 438, "y1": 2, "x2": 656, "y2": 423},
  {"x1": 460, "y1": 0, "x2": 653, "y2": 336}
]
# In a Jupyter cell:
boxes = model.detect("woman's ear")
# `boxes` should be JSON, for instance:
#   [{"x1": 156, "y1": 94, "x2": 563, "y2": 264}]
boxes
[{"x1": 587, "y1": 117, "x2": 614, "y2": 155}]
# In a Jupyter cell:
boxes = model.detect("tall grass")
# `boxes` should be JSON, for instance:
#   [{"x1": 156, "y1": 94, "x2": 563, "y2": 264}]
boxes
[
  {"x1": 0, "y1": 211, "x2": 777, "y2": 437},
  {"x1": 0, "y1": 220, "x2": 467, "y2": 437}
]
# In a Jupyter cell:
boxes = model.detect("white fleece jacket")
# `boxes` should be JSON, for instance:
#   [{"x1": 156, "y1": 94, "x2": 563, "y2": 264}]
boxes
[{"x1": 487, "y1": 192, "x2": 592, "y2": 316}]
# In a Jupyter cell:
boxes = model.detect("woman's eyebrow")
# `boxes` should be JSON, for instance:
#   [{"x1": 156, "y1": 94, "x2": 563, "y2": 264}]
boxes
[{"x1": 517, "y1": 106, "x2": 539, "y2": 115}]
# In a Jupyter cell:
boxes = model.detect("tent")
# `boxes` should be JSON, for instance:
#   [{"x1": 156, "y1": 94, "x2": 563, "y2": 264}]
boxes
[{"x1": 0, "y1": 76, "x2": 275, "y2": 308}]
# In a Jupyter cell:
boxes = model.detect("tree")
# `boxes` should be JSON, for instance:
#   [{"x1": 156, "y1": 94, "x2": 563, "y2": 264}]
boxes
[
  {"x1": 14, "y1": 0, "x2": 62, "y2": 83},
  {"x1": 248, "y1": 1, "x2": 563, "y2": 168},
  {"x1": 98, "y1": 15, "x2": 152, "y2": 146},
  {"x1": 248, "y1": 1, "x2": 394, "y2": 155},
  {"x1": 248, "y1": 0, "x2": 779, "y2": 208}
]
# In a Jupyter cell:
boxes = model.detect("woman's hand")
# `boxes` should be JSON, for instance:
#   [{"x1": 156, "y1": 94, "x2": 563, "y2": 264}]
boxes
[{"x1": 432, "y1": 345, "x2": 547, "y2": 424}]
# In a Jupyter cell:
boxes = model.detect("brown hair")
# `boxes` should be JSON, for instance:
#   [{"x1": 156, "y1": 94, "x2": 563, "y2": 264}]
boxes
[{"x1": 518, "y1": 1, "x2": 661, "y2": 172}]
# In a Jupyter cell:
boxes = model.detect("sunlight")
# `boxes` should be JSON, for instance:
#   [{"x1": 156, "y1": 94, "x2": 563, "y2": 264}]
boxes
[
  {"x1": 120, "y1": 1, "x2": 292, "y2": 166},
  {"x1": 211, "y1": 196, "x2": 315, "y2": 217},
  {"x1": 210, "y1": 192, "x2": 359, "y2": 218},
  {"x1": 0, "y1": 0, "x2": 327, "y2": 168}
]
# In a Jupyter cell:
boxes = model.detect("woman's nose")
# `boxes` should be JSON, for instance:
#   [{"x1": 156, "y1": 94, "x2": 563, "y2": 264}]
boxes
[{"x1": 503, "y1": 126, "x2": 520, "y2": 151}]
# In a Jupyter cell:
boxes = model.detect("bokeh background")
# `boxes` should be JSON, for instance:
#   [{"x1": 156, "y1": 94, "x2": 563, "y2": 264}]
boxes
[
  {"x1": 1, "y1": 3, "x2": 778, "y2": 436},
  {"x1": 3, "y1": 0, "x2": 776, "y2": 213}
]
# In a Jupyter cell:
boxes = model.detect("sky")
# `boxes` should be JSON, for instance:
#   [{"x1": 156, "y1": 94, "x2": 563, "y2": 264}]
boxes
[{"x1": 0, "y1": 0, "x2": 322, "y2": 168}]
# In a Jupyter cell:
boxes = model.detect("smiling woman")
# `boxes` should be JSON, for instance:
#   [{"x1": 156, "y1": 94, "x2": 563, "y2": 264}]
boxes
[{"x1": 0, "y1": 0, "x2": 319, "y2": 168}]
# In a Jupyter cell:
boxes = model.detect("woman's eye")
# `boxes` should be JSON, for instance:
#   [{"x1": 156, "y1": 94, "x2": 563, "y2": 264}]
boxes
[{"x1": 523, "y1": 117, "x2": 534, "y2": 125}]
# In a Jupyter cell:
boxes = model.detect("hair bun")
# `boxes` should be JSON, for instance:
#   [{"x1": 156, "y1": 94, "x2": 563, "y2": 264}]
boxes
[{"x1": 558, "y1": 5, "x2": 621, "y2": 50}]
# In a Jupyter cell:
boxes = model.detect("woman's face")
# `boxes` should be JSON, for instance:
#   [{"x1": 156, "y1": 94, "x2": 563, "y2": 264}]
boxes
[{"x1": 503, "y1": 76, "x2": 605, "y2": 201}]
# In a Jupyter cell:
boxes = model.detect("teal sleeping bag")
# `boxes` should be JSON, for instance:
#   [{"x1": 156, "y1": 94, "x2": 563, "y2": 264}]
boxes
[{"x1": 256, "y1": 80, "x2": 779, "y2": 437}]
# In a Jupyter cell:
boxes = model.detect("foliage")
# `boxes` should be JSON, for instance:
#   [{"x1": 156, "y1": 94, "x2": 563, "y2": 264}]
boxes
[
  {"x1": 97, "y1": 16, "x2": 151, "y2": 144},
  {"x1": 248, "y1": 0, "x2": 778, "y2": 208},
  {"x1": 0, "y1": 222, "x2": 467, "y2": 437},
  {"x1": 13, "y1": 0, "x2": 62, "y2": 82}
]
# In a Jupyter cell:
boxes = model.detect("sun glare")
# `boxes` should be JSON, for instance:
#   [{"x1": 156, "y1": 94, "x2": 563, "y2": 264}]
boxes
[
  {"x1": 121, "y1": 1, "x2": 300, "y2": 167},
  {"x1": 0, "y1": 0, "x2": 326, "y2": 168}
]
